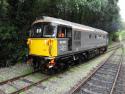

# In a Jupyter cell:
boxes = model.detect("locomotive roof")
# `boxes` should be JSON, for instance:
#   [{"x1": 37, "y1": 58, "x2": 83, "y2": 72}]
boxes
[{"x1": 33, "y1": 16, "x2": 108, "y2": 35}]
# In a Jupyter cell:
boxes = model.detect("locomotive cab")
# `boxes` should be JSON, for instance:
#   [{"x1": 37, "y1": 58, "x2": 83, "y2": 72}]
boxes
[
  {"x1": 27, "y1": 22, "x2": 73, "y2": 57},
  {"x1": 27, "y1": 22, "x2": 58, "y2": 57},
  {"x1": 27, "y1": 21, "x2": 73, "y2": 71}
]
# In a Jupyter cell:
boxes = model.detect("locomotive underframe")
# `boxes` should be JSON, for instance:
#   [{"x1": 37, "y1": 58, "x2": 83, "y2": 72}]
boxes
[{"x1": 28, "y1": 46, "x2": 107, "y2": 74}]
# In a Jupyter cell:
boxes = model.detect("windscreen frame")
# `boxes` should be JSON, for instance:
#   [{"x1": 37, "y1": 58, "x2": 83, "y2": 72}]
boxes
[{"x1": 29, "y1": 22, "x2": 57, "y2": 38}]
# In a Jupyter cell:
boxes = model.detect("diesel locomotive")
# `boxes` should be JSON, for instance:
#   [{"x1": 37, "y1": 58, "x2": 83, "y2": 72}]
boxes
[{"x1": 27, "y1": 16, "x2": 108, "y2": 73}]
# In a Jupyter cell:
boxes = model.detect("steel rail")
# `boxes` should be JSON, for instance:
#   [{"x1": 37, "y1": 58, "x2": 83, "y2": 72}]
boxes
[
  {"x1": 107, "y1": 46, "x2": 120, "y2": 53},
  {"x1": 108, "y1": 44, "x2": 120, "y2": 49}
]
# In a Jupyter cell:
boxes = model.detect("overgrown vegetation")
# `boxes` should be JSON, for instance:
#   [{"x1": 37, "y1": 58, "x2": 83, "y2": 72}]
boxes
[{"x1": 0, "y1": 0, "x2": 122, "y2": 65}]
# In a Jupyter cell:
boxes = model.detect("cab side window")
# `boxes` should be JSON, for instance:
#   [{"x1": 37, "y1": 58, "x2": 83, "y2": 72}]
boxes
[
  {"x1": 57, "y1": 27, "x2": 66, "y2": 38},
  {"x1": 57, "y1": 25, "x2": 72, "y2": 38},
  {"x1": 66, "y1": 29, "x2": 72, "y2": 38}
]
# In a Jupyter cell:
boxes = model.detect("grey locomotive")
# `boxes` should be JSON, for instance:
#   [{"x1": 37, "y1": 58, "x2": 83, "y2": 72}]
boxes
[{"x1": 27, "y1": 16, "x2": 108, "y2": 73}]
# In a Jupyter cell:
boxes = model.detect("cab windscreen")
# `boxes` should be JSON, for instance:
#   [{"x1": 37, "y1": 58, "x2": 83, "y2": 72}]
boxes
[{"x1": 30, "y1": 22, "x2": 56, "y2": 38}]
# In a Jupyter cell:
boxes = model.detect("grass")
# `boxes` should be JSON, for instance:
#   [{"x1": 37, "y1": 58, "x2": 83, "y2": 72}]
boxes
[{"x1": 116, "y1": 30, "x2": 125, "y2": 40}]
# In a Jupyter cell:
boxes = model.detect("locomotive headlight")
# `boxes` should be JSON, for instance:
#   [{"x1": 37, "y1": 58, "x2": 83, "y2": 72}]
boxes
[
  {"x1": 48, "y1": 59, "x2": 55, "y2": 68},
  {"x1": 49, "y1": 59, "x2": 55, "y2": 65}
]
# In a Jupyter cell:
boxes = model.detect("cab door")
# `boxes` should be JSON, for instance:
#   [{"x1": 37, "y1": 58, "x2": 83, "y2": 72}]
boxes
[
  {"x1": 66, "y1": 27, "x2": 72, "y2": 51},
  {"x1": 57, "y1": 25, "x2": 72, "y2": 55}
]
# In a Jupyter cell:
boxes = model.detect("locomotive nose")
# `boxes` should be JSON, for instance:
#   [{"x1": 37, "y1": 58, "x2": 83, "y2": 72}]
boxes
[{"x1": 27, "y1": 38, "x2": 58, "y2": 57}]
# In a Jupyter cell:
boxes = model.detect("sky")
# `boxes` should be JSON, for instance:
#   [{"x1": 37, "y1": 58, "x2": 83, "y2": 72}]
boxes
[{"x1": 118, "y1": 0, "x2": 125, "y2": 21}]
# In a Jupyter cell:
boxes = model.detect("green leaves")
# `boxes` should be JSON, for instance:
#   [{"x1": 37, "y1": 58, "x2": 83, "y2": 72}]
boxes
[
  {"x1": 0, "y1": 25, "x2": 18, "y2": 65},
  {"x1": 0, "y1": 25, "x2": 17, "y2": 40}
]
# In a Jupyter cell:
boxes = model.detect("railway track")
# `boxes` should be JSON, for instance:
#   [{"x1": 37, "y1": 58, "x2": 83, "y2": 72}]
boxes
[
  {"x1": 108, "y1": 43, "x2": 120, "y2": 49},
  {"x1": 107, "y1": 45, "x2": 120, "y2": 52},
  {"x1": 0, "y1": 71, "x2": 38, "y2": 85},
  {"x1": 113, "y1": 49, "x2": 125, "y2": 94},
  {"x1": 0, "y1": 72, "x2": 51, "y2": 94},
  {"x1": 68, "y1": 48, "x2": 123, "y2": 94},
  {"x1": 9, "y1": 75, "x2": 50, "y2": 94}
]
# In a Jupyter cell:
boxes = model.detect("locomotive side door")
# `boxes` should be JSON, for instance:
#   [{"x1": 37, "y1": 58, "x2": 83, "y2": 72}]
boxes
[
  {"x1": 66, "y1": 27, "x2": 72, "y2": 51},
  {"x1": 57, "y1": 25, "x2": 72, "y2": 52}
]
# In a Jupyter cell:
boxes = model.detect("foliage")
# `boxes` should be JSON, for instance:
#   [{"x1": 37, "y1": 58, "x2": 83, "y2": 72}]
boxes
[
  {"x1": 0, "y1": 25, "x2": 18, "y2": 65},
  {"x1": 116, "y1": 30, "x2": 125, "y2": 40}
]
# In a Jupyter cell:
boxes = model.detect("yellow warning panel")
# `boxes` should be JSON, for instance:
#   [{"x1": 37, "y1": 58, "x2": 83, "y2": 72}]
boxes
[{"x1": 27, "y1": 38, "x2": 58, "y2": 57}]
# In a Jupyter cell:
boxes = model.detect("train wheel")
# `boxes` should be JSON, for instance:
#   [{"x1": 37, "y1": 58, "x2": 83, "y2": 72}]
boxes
[
  {"x1": 31, "y1": 57, "x2": 40, "y2": 72},
  {"x1": 79, "y1": 53, "x2": 85, "y2": 63},
  {"x1": 47, "y1": 68, "x2": 55, "y2": 75},
  {"x1": 32, "y1": 63, "x2": 38, "y2": 72}
]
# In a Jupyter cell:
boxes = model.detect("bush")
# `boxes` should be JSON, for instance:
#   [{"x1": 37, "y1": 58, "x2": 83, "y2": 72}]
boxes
[{"x1": 0, "y1": 24, "x2": 27, "y2": 66}]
